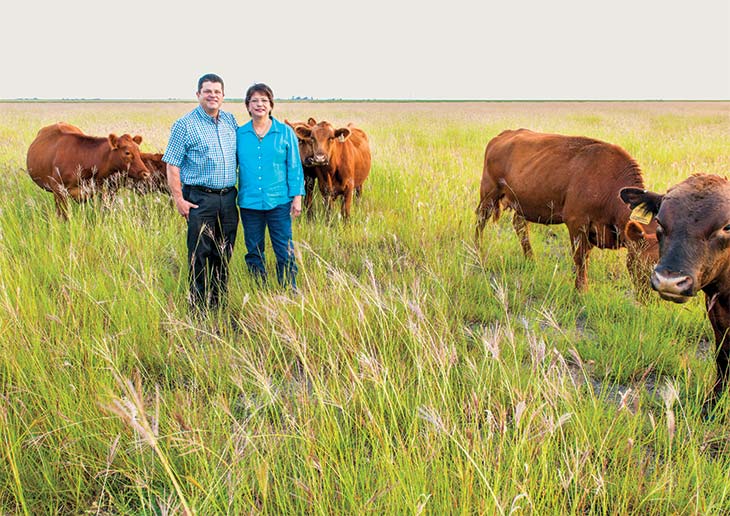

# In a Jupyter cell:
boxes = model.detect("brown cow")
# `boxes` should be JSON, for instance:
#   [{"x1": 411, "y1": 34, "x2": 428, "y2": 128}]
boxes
[
  {"x1": 284, "y1": 118, "x2": 319, "y2": 213},
  {"x1": 475, "y1": 128, "x2": 658, "y2": 292},
  {"x1": 621, "y1": 174, "x2": 730, "y2": 411},
  {"x1": 289, "y1": 118, "x2": 371, "y2": 219},
  {"x1": 129, "y1": 152, "x2": 170, "y2": 195},
  {"x1": 26, "y1": 122, "x2": 150, "y2": 218}
]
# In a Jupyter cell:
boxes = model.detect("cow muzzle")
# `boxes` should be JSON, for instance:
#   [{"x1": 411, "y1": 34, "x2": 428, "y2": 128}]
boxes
[
  {"x1": 650, "y1": 268, "x2": 695, "y2": 303},
  {"x1": 309, "y1": 154, "x2": 329, "y2": 166}
]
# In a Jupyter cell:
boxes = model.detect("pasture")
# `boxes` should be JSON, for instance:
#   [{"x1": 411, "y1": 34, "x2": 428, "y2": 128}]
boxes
[{"x1": 0, "y1": 100, "x2": 728, "y2": 514}]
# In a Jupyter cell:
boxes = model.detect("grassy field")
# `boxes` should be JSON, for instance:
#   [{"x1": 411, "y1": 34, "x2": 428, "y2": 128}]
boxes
[{"x1": 0, "y1": 100, "x2": 729, "y2": 514}]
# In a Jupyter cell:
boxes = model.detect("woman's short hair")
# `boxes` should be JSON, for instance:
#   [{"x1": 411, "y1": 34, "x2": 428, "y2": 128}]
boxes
[{"x1": 244, "y1": 83, "x2": 275, "y2": 114}]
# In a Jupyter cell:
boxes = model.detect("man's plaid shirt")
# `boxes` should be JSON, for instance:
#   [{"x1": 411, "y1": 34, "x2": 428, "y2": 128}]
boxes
[{"x1": 163, "y1": 105, "x2": 238, "y2": 189}]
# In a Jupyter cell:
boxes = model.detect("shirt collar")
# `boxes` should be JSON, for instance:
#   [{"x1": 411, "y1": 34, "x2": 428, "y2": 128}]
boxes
[{"x1": 195, "y1": 104, "x2": 221, "y2": 123}]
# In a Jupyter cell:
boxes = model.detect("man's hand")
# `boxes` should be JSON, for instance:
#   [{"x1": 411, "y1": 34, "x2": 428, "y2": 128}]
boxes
[{"x1": 175, "y1": 196, "x2": 198, "y2": 220}]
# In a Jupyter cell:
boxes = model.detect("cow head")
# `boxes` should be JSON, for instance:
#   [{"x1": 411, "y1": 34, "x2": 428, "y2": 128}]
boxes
[
  {"x1": 621, "y1": 175, "x2": 730, "y2": 303},
  {"x1": 285, "y1": 118, "x2": 316, "y2": 168},
  {"x1": 107, "y1": 133, "x2": 150, "y2": 180},
  {"x1": 290, "y1": 120, "x2": 351, "y2": 167}
]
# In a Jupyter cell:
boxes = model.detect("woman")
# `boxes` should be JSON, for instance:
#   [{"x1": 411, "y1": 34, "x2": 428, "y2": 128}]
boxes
[{"x1": 237, "y1": 83, "x2": 305, "y2": 290}]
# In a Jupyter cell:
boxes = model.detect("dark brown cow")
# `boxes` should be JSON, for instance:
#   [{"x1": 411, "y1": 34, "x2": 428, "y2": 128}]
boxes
[
  {"x1": 621, "y1": 174, "x2": 730, "y2": 410},
  {"x1": 129, "y1": 152, "x2": 170, "y2": 195},
  {"x1": 289, "y1": 118, "x2": 371, "y2": 219},
  {"x1": 284, "y1": 118, "x2": 319, "y2": 213},
  {"x1": 475, "y1": 128, "x2": 658, "y2": 292},
  {"x1": 26, "y1": 122, "x2": 150, "y2": 218}
]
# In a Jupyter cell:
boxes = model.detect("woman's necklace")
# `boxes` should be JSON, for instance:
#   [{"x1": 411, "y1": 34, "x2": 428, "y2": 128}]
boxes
[{"x1": 254, "y1": 119, "x2": 271, "y2": 142}]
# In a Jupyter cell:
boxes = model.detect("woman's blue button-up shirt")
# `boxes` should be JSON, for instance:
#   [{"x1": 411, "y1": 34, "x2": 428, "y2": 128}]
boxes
[{"x1": 237, "y1": 117, "x2": 305, "y2": 210}]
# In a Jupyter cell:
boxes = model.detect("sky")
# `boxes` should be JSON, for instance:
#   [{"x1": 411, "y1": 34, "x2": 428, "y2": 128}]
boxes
[{"x1": 3, "y1": 0, "x2": 729, "y2": 100}]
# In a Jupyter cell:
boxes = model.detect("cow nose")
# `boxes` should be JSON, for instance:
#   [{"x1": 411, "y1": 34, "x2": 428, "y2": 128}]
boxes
[
  {"x1": 651, "y1": 268, "x2": 694, "y2": 297},
  {"x1": 313, "y1": 154, "x2": 328, "y2": 165}
]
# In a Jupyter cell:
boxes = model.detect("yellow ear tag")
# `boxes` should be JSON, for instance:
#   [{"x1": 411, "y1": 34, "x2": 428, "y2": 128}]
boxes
[{"x1": 629, "y1": 203, "x2": 653, "y2": 225}]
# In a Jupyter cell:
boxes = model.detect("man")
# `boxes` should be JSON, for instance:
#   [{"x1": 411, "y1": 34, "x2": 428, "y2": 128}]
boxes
[{"x1": 163, "y1": 73, "x2": 239, "y2": 312}]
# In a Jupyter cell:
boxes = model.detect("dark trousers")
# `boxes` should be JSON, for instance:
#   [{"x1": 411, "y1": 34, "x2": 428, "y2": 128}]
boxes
[
  {"x1": 239, "y1": 201, "x2": 297, "y2": 289},
  {"x1": 184, "y1": 186, "x2": 239, "y2": 309}
]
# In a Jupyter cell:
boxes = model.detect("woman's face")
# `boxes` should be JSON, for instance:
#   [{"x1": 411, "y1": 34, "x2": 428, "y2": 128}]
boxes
[{"x1": 247, "y1": 92, "x2": 272, "y2": 118}]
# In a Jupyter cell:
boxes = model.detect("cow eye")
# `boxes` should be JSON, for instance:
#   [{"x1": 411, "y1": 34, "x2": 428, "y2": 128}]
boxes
[{"x1": 723, "y1": 224, "x2": 730, "y2": 233}]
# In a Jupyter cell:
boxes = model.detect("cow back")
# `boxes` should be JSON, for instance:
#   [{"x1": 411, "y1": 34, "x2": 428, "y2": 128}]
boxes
[
  {"x1": 485, "y1": 129, "x2": 644, "y2": 241},
  {"x1": 340, "y1": 126, "x2": 371, "y2": 187},
  {"x1": 26, "y1": 123, "x2": 86, "y2": 191}
]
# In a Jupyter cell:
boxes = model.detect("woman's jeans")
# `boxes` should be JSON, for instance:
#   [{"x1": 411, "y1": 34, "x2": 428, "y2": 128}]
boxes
[{"x1": 239, "y1": 202, "x2": 297, "y2": 289}]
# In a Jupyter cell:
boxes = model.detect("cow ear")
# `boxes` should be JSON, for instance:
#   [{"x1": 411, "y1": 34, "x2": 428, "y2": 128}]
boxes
[
  {"x1": 624, "y1": 220, "x2": 647, "y2": 242},
  {"x1": 133, "y1": 135, "x2": 143, "y2": 145},
  {"x1": 294, "y1": 125, "x2": 311, "y2": 139},
  {"x1": 108, "y1": 134, "x2": 118, "y2": 149},
  {"x1": 307, "y1": 117, "x2": 316, "y2": 126},
  {"x1": 620, "y1": 187, "x2": 663, "y2": 225},
  {"x1": 620, "y1": 187, "x2": 663, "y2": 212},
  {"x1": 335, "y1": 128, "x2": 351, "y2": 142}
]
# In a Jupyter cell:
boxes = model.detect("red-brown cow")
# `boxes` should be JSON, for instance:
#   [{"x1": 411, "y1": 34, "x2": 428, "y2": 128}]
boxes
[
  {"x1": 475, "y1": 128, "x2": 658, "y2": 292},
  {"x1": 289, "y1": 118, "x2": 371, "y2": 219},
  {"x1": 284, "y1": 118, "x2": 319, "y2": 213},
  {"x1": 26, "y1": 122, "x2": 150, "y2": 218},
  {"x1": 621, "y1": 174, "x2": 730, "y2": 410}
]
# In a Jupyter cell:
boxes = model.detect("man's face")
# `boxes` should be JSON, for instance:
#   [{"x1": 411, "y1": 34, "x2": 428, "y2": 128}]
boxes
[{"x1": 196, "y1": 81, "x2": 224, "y2": 114}]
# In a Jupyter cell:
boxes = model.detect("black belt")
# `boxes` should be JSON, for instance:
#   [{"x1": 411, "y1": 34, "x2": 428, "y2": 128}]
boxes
[{"x1": 186, "y1": 184, "x2": 235, "y2": 195}]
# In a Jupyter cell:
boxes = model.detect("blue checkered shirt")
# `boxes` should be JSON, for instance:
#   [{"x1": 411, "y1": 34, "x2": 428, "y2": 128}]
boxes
[{"x1": 163, "y1": 105, "x2": 238, "y2": 189}]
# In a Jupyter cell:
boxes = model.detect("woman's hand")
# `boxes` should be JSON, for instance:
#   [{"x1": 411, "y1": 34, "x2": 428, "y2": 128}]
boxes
[{"x1": 291, "y1": 195, "x2": 303, "y2": 218}]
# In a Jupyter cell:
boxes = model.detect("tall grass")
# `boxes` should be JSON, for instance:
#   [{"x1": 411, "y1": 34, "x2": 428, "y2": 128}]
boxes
[{"x1": 1, "y1": 101, "x2": 728, "y2": 513}]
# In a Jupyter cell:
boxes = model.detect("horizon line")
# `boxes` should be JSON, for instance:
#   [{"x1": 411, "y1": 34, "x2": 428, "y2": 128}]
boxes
[{"x1": 2, "y1": 97, "x2": 729, "y2": 103}]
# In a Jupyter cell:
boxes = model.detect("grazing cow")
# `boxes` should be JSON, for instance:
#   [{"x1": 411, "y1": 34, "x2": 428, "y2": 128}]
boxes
[
  {"x1": 621, "y1": 174, "x2": 730, "y2": 410},
  {"x1": 284, "y1": 118, "x2": 318, "y2": 212},
  {"x1": 475, "y1": 128, "x2": 658, "y2": 292},
  {"x1": 26, "y1": 122, "x2": 150, "y2": 218},
  {"x1": 288, "y1": 118, "x2": 371, "y2": 219},
  {"x1": 129, "y1": 152, "x2": 170, "y2": 195}
]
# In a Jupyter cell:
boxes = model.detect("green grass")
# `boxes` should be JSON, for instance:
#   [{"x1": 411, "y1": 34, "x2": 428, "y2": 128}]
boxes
[{"x1": 1, "y1": 101, "x2": 729, "y2": 514}]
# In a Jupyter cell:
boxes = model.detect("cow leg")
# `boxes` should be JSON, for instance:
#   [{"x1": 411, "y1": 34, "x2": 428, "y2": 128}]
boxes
[
  {"x1": 474, "y1": 180, "x2": 503, "y2": 249},
  {"x1": 319, "y1": 174, "x2": 335, "y2": 217},
  {"x1": 53, "y1": 192, "x2": 69, "y2": 220},
  {"x1": 706, "y1": 295, "x2": 730, "y2": 413},
  {"x1": 303, "y1": 173, "x2": 315, "y2": 215},
  {"x1": 66, "y1": 186, "x2": 91, "y2": 203},
  {"x1": 341, "y1": 182, "x2": 354, "y2": 220},
  {"x1": 714, "y1": 344, "x2": 729, "y2": 404},
  {"x1": 569, "y1": 227, "x2": 592, "y2": 292},
  {"x1": 512, "y1": 213, "x2": 533, "y2": 259}
]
